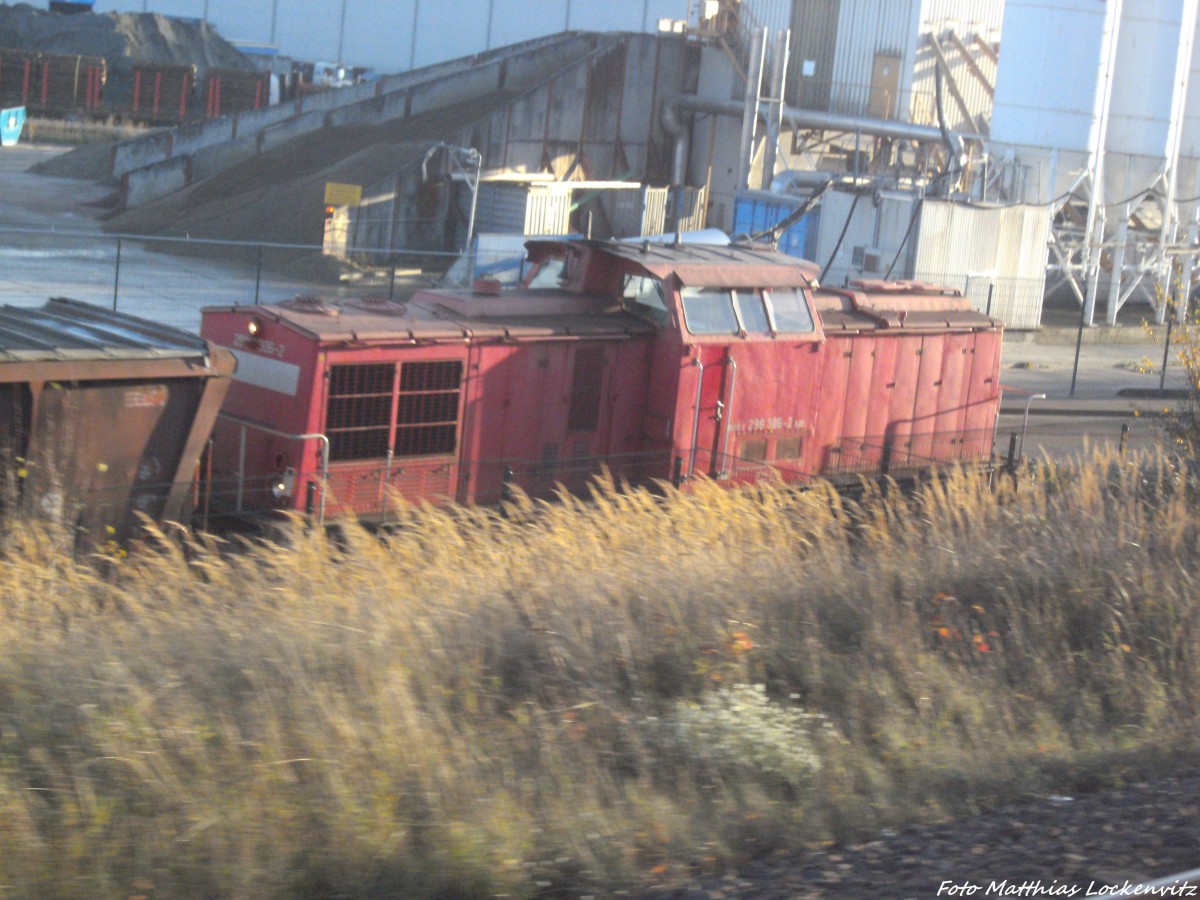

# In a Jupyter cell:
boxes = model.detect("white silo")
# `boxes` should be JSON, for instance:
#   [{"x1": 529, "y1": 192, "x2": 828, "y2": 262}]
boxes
[{"x1": 990, "y1": 0, "x2": 1200, "y2": 324}]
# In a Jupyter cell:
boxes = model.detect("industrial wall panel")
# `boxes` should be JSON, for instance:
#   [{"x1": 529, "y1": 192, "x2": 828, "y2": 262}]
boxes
[
  {"x1": 912, "y1": 200, "x2": 1050, "y2": 330},
  {"x1": 544, "y1": 62, "x2": 589, "y2": 149},
  {"x1": 909, "y1": 24, "x2": 997, "y2": 131},
  {"x1": 609, "y1": 189, "x2": 647, "y2": 237},
  {"x1": 743, "y1": 0, "x2": 795, "y2": 36},
  {"x1": 474, "y1": 182, "x2": 531, "y2": 234},
  {"x1": 812, "y1": 189, "x2": 873, "y2": 285},
  {"x1": 581, "y1": 143, "x2": 619, "y2": 181},
  {"x1": 582, "y1": 45, "x2": 628, "y2": 155},
  {"x1": 525, "y1": 188, "x2": 573, "y2": 236},
  {"x1": 919, "y1": 0, "x2": 1005, "y2": 37},
  {"x1": 789, "y1": 0, "x2": 842, "y2": 111},
  {"x1": 620, "y1": 35, "x2": 665, "y2": 151},
  {"x1": 814, "y1": 189, "x2": 921, "y2": 286},
  {"x1": 828, "y1": 0, "x2": 922, "y2": 118},
  {"x1": 602, "y1": 186, "x2": 693, "y2": 237},
  {"x1": 505, "y1": 90, "x2": 551, "y2": 145}
]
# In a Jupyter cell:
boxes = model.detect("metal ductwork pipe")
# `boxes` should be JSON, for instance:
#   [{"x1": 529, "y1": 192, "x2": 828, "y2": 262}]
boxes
[
  {"x1": 661, "y1": 94, "x2": 984, "y2": 187},
  {"x1": 761, "y1": 29, "x2": 791, "y2": 191},
  {"x1": 736, "y1": 28, "x2": 767, "y2": 192}
]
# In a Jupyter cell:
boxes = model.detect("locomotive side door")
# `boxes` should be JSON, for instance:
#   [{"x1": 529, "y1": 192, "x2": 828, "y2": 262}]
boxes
[
  {"x1": 678, "y1": 285, "x2": 745, "y2": 481},
  {"x1": 690, "y1": 345, "x2": 732, "y2": 479}
]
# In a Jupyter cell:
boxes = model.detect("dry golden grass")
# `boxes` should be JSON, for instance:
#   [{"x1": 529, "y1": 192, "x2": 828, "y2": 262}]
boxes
[{"x1": 1, "y1": 452, "x2": 1199, "y2": 897}]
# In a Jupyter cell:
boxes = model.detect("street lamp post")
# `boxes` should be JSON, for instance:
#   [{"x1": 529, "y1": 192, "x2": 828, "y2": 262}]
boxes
[
  {"x1": 337, "y1": 0, "x2": 348, "y2": 66},
  {"x1": 410, "y1": 0, "x2": 420, "y2": 71}
]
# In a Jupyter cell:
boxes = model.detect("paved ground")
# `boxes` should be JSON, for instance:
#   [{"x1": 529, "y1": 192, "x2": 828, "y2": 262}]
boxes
[{"x1": 0, "y1": 142, "x2": 399, "y2": 331}]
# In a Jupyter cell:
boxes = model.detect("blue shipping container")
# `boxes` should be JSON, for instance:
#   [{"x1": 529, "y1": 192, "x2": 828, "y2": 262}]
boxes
[{"x1": 732, "y1": 192, "x2": 820, "y2": 261}]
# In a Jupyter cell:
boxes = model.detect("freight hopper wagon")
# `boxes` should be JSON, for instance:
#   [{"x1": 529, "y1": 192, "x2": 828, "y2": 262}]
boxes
[
  {"x1": 0, "y1": 299, "x2": 235, "y2": 545},
  {"x1": 199, "y1": 241, "x2": 1003, "y2": 522}
]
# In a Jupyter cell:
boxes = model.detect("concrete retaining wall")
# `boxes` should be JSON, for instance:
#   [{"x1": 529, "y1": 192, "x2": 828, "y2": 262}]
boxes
[
  {"x1": 123, "y1": 155, "x2": 190, "y2": 207},
  {"x1": 408, "y1": 66, "x2": 505, "y2": 118},
  {"x1": 111, "y1": 32, "x2": 595, "y2": 180},
  {"x1": 112, "y1": 130, "x2": 173, "y2": 175},
  {"x1": 325, "y1": 90, "x2": 408, "y2": 129},
  {"x1": 117, "y1": 32, "x2": 619, "y2": 210},
  {"x1": 189, "y1": 134, "x2": 261, "y2": 184},
  {"x1": 169, "y1": 117, "x2": 235, "y2": 159},
  {"x1": 255, "y1": 109, "x2": 328, "y2": 155}
]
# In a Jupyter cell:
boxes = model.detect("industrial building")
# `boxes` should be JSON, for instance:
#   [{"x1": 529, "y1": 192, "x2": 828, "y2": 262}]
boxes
[{"x1": 87, "y1": 0, "x2": 1200, "y2": 331}]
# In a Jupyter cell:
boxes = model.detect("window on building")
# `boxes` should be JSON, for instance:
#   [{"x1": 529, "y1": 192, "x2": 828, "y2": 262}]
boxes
[
  {"x1": 326, "y1": 363, "x2": 393, "y2": 461},
  {"x1": 395, "y1": 360, "x2": 462, "y2": 457}
]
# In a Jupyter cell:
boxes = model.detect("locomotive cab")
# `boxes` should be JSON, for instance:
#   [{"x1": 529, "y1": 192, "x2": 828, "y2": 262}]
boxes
[{"x1": 199, "y1": 239, "x2": 1002, "y2": 524}]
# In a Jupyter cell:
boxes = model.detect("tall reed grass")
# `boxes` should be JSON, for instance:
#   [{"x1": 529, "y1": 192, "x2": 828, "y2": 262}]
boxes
[{"x1": 0, "y1": 451, "x2": 1197, "y2": 897}]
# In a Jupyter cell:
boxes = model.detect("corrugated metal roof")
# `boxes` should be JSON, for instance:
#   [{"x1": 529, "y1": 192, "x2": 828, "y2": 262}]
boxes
[
  {"x1": 210, "y1": 288, "x2": 655, "y2": 343},
  {"x1": 551, "y1": 239, "x2": 823, "y2": 285},
  {"x1": 814, "y1": 286, "x2": 999, "y2": 331},
  {"x1": 0, "y1": 297, "x2": 213, "y2": 362}
]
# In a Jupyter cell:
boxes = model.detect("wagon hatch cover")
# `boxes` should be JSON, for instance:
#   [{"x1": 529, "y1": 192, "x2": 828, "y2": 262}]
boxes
[{"x1": 0, "y1": 297, "x2": 214, "y2": 362}]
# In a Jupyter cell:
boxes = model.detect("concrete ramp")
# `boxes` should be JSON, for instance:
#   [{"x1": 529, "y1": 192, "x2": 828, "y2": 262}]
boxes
[
  {"x1": 113, "y1": 32, "x2": 605, "y2": 211},
  {"x1": 104, "y1": 32, "x2": 700, "y2": 256}
]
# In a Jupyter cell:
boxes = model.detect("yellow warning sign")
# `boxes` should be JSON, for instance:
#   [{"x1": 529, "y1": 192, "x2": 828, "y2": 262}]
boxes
[{"x1": 323, "y1": 182, "x2": 362, "y2": 208}]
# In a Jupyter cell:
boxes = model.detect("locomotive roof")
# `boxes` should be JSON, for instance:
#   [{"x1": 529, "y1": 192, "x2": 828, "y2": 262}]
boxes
[
  {"x1": 214, "y1": 290, "x2": 653, "y2": 343},
  {"x1": 526, "y1": 238, "x2": 822, "y2": 287},
  {"x1": 814, "y1": 286, "x2": 999, "y2": 332},
  {"x1": 0, "y1": 297, "x2": 216, "y2": 362}
]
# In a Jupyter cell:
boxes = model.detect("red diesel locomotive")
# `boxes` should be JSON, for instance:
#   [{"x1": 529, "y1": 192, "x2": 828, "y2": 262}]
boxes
[{"x1": 198, "y1": 240, "x2": 1003, "y2": 522}]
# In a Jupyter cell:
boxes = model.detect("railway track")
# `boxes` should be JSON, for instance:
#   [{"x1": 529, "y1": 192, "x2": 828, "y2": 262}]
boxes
[{"x1": 654, "y1": 770, "x2": 1200, "y2": 898}]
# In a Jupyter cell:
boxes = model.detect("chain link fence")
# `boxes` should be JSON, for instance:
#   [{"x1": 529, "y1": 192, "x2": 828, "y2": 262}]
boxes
[
  {"x1": 0, "y1": 227, "x2": 1060, "y2": 334},
  {"x1": 0, "y1": 224, "x2": 1187, "y2": 469},
  {"x1": 0, "y1": 226, "x2": 466, "y2": 332}
]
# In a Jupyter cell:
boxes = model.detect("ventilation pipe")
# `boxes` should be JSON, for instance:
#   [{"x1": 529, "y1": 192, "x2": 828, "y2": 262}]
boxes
[
  {"x1": 736, "y1": 28, "x2": 767, "y2": 192},
  {"x1": 661, "y1": 94, "x2": 982, "y2": 189},
  {"x1": 760, "y1": 29, "x2": 791, "y2": 191}
]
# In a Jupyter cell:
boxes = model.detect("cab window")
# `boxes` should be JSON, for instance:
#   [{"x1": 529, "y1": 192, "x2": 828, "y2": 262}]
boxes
[
  {"x1": 526, "y1": 257, "x2": 567, "y2": 288},
  {"x1": 622, "y1": 275, "x2": 669, "y2": 322},
  {"x1": 681, "y1": 287, "x2": 738, "y2": 335},
  {"x1": 734, "y1": 290, "x2": 771, "y2": 334},
  {"x1": 766, "y1": 287, "x2": 816, "y2": 334}
]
